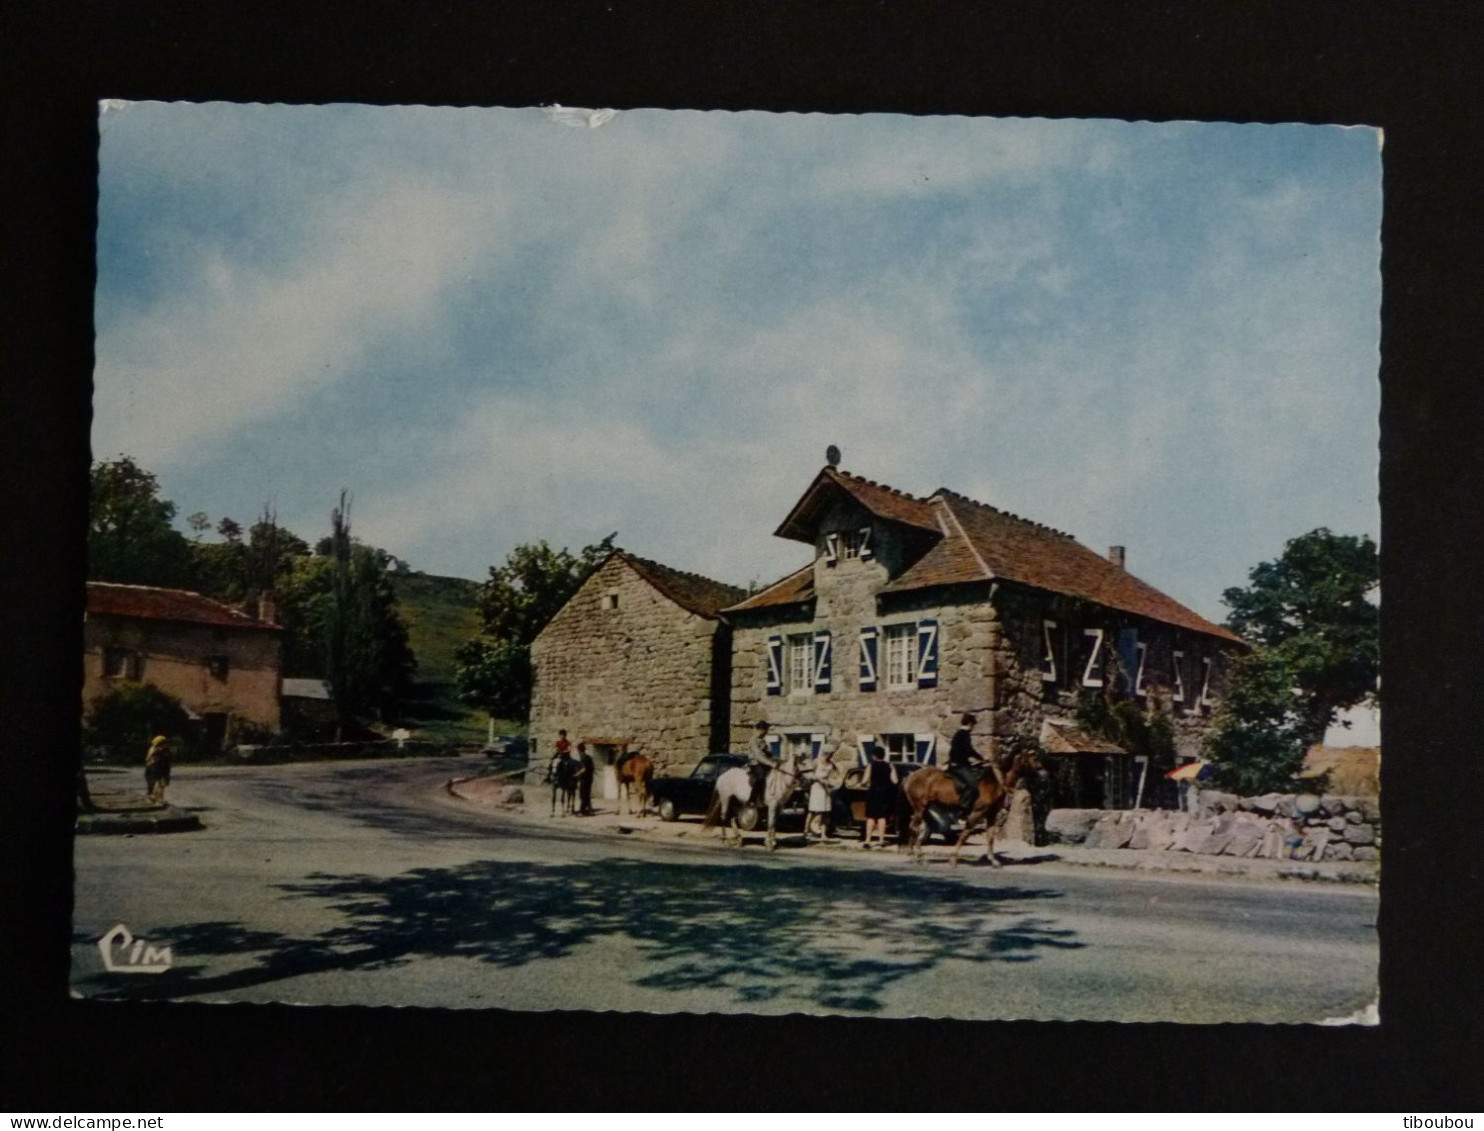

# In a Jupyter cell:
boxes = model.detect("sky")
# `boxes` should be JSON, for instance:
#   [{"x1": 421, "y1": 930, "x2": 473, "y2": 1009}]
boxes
[{"x1": 94, "y1": 104, "x2": 1381, "y2": 624}]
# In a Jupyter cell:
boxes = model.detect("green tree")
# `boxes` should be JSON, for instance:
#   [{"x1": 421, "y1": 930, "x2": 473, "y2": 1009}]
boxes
[
  {"x1": 1220, "y1": 528, "x2": 1379, "y2": 745},
  {"x1": 1203, "y1": 650, "x2": 1314, "y2": 795},
  {"x1": 83, "y1": 682, "x2": 190, "y2": 762},
  {"x1": 455, "y1": 533, "x2": 616, "y2": 721},
  {"x1": 1205, "y1": 529, "x2": 1379, "y2": 794},
  {"x1": 318, "y1": 493, "x2": 417, "y2": 735},
  {"x1": 87, "y1": 455, "x2": 196, "y2": 587}
]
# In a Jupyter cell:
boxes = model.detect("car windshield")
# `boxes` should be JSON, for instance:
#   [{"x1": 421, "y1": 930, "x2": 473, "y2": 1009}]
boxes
[{"x1": 692, "y1": 758, "x2": 725, "y2": 780}]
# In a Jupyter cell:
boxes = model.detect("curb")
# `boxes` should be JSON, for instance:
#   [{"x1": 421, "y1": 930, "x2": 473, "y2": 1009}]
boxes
[{"x1": 76, "y1": 809, "x2": 204, "y2": 835}]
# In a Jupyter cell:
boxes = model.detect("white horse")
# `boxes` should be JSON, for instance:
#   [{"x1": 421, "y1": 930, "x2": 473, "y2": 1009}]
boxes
[{"x1": 703, "y1": 748, "x2": 802, "y2": 850}]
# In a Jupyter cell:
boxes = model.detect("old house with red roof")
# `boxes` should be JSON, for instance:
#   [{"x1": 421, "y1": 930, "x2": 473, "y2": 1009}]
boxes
[
  {"x1": 723, "y1": 465, "x2": 1245, "y2": 809},
  {"x1": 529, "y1": 550, "x2": 746, "y2": 784},
  {"x1": 84, "y1": 581, "x2": 283, "y2": 749}
]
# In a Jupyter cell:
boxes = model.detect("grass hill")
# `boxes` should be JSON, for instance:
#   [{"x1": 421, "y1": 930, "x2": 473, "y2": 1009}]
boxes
[{"x1": 390, "y1": 570, "x2": 519, "y2": 744}]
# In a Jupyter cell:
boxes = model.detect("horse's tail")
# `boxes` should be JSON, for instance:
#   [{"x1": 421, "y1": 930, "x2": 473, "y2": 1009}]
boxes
[
  {"x1": 702, "y1": 787, "x2": 722, "y2": 830},
  {"x1": 895, "y1": 783, "x2": 915, "y2": 846}
]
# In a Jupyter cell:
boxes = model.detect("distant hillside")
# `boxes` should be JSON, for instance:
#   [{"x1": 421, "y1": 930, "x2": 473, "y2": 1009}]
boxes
[{"x1": 390, "y1": 570, "x2": 511, "y2": 743}]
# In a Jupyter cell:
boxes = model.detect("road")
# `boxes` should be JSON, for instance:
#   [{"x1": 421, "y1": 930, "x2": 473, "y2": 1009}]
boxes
[{"x1": 71, "y1": 758, "x2": 1379, "y2": 1023}]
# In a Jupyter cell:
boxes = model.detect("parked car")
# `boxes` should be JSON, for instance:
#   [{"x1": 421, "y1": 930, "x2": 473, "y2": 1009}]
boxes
[
  {"x1": 484, "y1": 734, "x2": 529, "y2": 760},
  {"x1": 831, "y1": 760, "x2": 954, "y2": 841},
  {"x1": 649, "y1": 752, "x2": 806, "y2": 830}
]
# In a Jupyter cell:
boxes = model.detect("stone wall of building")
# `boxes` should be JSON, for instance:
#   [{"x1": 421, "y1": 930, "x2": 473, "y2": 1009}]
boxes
[
  {"x1": 990, "y1": 584, "x2": 1234, "y2": 760},
  {"x1": 530, "y1": 556, "x2": 726, "y2": 768},
  {"x1": 82, "y1": 615, "x2": 282, "y2": 735},
  {"x1": 729, "y1": 504, "x2": 998, "y2": 762}
]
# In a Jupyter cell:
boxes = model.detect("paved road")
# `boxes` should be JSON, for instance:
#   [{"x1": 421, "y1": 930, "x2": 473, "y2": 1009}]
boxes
[{"x1": 71, "y1": 758, "x2": 1379, "y2": 1022}]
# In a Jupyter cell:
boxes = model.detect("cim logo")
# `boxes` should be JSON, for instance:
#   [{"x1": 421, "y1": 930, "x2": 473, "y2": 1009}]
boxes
[{"x1": 97, "y1": 923, "x2": 172, "y2": 974}]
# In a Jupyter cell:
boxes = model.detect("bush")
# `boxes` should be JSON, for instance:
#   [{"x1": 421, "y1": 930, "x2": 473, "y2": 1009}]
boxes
[{"x1": 84, "y1": 682, "x2": 190, "y2": 763}]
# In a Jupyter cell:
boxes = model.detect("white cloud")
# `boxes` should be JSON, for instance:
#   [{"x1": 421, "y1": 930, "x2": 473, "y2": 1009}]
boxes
[{"x1": 94, "y1": 176, "x2": 510, "y2": 467}]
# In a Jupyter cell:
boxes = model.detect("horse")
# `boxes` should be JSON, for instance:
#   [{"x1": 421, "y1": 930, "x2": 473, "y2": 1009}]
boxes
[
  {"x1": 615, "y1": 751, "x2": 655, "y2": 816},
  {"x1": 898, "y1": 750, "x2": 1044, "y2": 866},
  {"x1": 547, "y1": 755, "x2": 579, "y2": 817},
  {"x1": 703, "y1": 747, "x2": 804, "y2": 850}
]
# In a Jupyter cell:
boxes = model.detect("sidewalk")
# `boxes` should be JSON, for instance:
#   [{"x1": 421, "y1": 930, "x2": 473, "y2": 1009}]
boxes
[
  {"x1": 446, "y1": 774, "x2": 1379, "y2": 885},
  {"x1": 75, "y1": 787, "x2": 203, "y2": 835}
]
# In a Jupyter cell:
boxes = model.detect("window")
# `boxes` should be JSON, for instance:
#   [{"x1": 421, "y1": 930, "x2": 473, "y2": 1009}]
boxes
[
  {"x1": 103, "y1": 647, "x2": 141, "y2": 680},
  {"x1": 1041, "y1": 620, "x2": 1058, "y2": 683},
  {"x1": 1172, "y1": 650, "x2": 1187, "y2": 703},
  {"x1": 883, "y1": 624, "x2": 917, "y2": 689},
  {"x1": 876, "y1": 733, "x2": 935, "y2": 765},
  {"x1": 787, "y1": 633, "x2": 813, "y2": 694},
  {"x1": 601, "y1": 592, "x2": 619, "y2": 610},
  {"x1": 841, "y1": 530, "x2": 860, "y2": 560},
  {"x1": 785, "y1": 733, "x2": 814, "y2": 761},
  {"x1": 206, "y1": 654, "x2": 230, "y2": 681},
  {"x1": 880, "y1": 733, "x2": 916, "y2": 762},
  {"x1": 1200, "y1": 656, "x2": 1215, "y2": 707},
  {"x1": 1134, "y1": 641, "x2": 1149, "y2": 697}
]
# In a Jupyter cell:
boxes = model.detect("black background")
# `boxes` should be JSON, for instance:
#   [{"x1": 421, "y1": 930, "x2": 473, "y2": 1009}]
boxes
[{"x1": 4, "y1": 0, "x2": 1482, "y2": 1112}]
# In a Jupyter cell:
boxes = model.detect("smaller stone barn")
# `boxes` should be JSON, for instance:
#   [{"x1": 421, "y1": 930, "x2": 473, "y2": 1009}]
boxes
[
  {"x1": 83, "y1": 581, "x2": 283, "y2": 748},
  {"x1": 529, "y1": 550, "x2": 745, "y2": 785}
]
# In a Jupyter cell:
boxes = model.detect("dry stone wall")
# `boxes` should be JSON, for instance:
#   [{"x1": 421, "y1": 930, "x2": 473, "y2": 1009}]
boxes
[
  {"x1": 1046, "y1": 791, "x2": 1381, "y2": 863},
  {"x1": 531, "y1": 557, "x2": 725, "y2": 768}
]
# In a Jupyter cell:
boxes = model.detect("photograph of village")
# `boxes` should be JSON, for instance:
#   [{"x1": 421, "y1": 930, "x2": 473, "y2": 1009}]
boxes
[{"x1": 72, "y1": 104, "x2": 1381, "y2": 1023}]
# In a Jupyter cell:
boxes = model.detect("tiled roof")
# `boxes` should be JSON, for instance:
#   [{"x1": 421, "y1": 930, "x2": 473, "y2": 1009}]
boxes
[
  {"x1": 722, "y1": 563, "x2": 816, "y2": 613},
  {"x1": 1039, "y1": 719, "x2": 1128, "y2": 755},
  {"x1": 616, "y1": 551, "x2": 747, "y2": 619},
  {"x1": 282, "y1": 678, "x2": 333, "y2": 700},
  {"x1": 880, "y1": 490, "x2": 1242, "y2": 643},
  {"x1": 774, "y1": 467, "x2": 943, "y2": 542},
  {"x1": 86, "y1": 581, "x2": 280, "y2": 631}
]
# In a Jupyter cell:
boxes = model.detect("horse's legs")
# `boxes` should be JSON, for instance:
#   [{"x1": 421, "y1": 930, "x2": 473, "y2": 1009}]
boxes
[
  {"x1": 984, "y1": 822, "x2": 1002, "y2": 867},
  {"x1": 766, "y1": 804, "x2": 777, "y2": 851},
  {"x1": 949, "y1": 821, "x2": 977, "y2": 867}
]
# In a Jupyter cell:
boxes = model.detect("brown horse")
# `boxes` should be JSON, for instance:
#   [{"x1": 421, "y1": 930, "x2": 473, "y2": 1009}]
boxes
[
  {"x1": 898, "y1": 751, "x2": 1043, "y2": 866},
  {"x1": 615, "y1": 751, "x2": 655, "y2": 816}
]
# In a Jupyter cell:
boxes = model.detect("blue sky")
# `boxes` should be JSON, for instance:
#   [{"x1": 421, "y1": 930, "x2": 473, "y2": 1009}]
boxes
[{"x1": 95, "y1": 104, "x2": 1381, "y2": 623}]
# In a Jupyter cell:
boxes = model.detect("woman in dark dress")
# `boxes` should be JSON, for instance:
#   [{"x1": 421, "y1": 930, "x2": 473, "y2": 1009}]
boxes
[{"x1": 863, "y1": 744, "x2": 897, "y2": 848}]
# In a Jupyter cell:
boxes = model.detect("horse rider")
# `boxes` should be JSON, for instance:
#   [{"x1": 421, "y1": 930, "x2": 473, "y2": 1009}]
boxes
[
  {"x1": 946, "y1": 713, "x2": 986, "y2": 813},
  {"x1": 746, "y1": 719, "x2": 779, "y2": 807}
]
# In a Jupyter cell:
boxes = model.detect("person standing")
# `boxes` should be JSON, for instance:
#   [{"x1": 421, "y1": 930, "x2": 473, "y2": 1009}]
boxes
[
  {"x1": 576, "y1": 742, "x2": 596, "y2": 816},
  {"x1": 862, "y1": 743, "x2": 897, "y2": 848},
  {"x1": 806, "y1": 748, "x2": 835, "y2": 840},
  {"x1": 144, "y1": 734, "x2": 172, "y2": 804}
]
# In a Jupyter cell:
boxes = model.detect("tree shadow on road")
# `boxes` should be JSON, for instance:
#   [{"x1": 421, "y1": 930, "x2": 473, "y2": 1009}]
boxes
[{"x1": 72, "y1": 857, "x2": 1083, "y2": 1013}]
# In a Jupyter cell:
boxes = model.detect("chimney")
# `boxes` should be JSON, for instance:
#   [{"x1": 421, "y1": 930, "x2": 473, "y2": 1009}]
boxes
[
  {"x1": 1108, "y1": 546, "x2": 1126, "y2": 570},
  {"x1": 258, "y1": 591, "x2": 277, "y2": 625}
]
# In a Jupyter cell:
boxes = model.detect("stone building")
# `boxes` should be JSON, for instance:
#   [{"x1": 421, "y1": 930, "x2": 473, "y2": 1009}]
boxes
[
  {"x1": 83, "y1": 581, "x2": 283, "y2": 749},
  {"x1": 529, "y1": 550, "x2": 745, "y2": 786},
  {"x1": 723, "y1": 466, "x2": 1245, "y2": 809}
]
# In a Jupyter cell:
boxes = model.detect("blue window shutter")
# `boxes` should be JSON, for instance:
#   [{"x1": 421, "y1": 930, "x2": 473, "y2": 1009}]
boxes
[
  {"x1": 766, "y1": 635, "x2": 783, "y2": 696},
  {"x1": 858, "y1": 526, "x2": 873, "y2": 560},
  {"x1": 810, "y1": 734, "x2": 824, "y2": 761},
  {"x1": 1116, "y1": 628, "x2": 1140, "y2": 695},
  {"x1": 767, "y1": 734, "x2": 782, "y2": 758},
  {"x1": 823, "y1": 533, "x2": 839, "y2": 565},
  {"x1": 856, "y1": 734, "x2": 874, "y2": 767},
  {"x1": 814, "y1": 629, "x2": 832, "y2": 693},
  {"x1": 916, "y1": 619, "x2": 939, "y2": 688},
  {"x1": 858, "y1": 626, "x2": 878, "y2": 691},
  {"x1": 914, "y1": 733, "x2": 936, "y2": 764}
]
